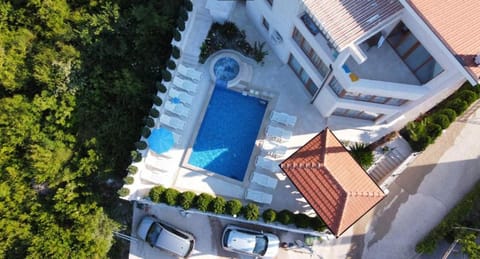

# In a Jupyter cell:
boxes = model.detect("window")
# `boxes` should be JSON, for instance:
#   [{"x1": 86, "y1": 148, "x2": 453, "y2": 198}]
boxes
[
  {"x1": 387, "y1": 22, "x2": 443, "y2": 84},
  {"x1": 292, "y1": 27, "x2": 329, "y2": 77},
  {"x1": 262, "y1": 17, "x2": 269, "y2": 31},
  {"x1": 300, "y1": 13, "x2": 320, "y2": 35},
  {"x1": 288, "y1": 54, "x2": 319, "y2": 96},
  {"x1": 266, "y1": 0, "x2": 273, "y2": 6},
  {"x1": 332, "y1": 108, "x2": 383, "y2": 121},
  {"x1": 328, "y1": 77, "x2": 408, "y2": 106}
]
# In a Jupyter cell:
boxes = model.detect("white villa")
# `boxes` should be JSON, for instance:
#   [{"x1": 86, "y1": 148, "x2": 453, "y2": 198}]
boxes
[{"x1": 207, "y1": 0, "x2": 480, "y2": 139}]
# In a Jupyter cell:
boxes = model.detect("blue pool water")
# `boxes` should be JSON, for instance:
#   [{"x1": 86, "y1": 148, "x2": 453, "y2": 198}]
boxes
[
  {"x1": 214, "y1": 57, "x2": 239, "y2": 82},
  {"x1": 188, "y1": 83, "x2": 267, "y2": 181}
]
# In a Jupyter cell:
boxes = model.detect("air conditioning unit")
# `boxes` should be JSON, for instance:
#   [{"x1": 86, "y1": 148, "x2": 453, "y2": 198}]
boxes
[{"x1": 270, "y1": 30, "x2": 283, "y2": 44}]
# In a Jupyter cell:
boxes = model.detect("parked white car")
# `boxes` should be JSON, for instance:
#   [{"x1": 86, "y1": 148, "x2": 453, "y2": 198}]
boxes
[
  {"x1": 221, "y1": 225, "x2": 280, "y2": 258},
  {"x1": 137, "y1": 215, "x2": 195, "y2": 258}
]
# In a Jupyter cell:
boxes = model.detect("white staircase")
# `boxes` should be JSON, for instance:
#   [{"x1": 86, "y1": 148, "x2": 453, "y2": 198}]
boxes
[{"x1": 367, "y1": 137, "x2": 412, "y2": 184}]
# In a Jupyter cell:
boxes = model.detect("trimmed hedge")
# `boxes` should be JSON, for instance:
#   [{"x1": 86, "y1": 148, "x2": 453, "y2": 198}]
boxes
[
  {"x1": 161, "y1": 70, "x2": 172, "y2": 82},
  {"x1": 172, "y1": 46, "x2": 180, "y2": 59},
  {"x1": 131, "y1": 150, "x2": 142, "y2": 162},
  {"x1": 243, "y1": 203, "x2": 260, "y2": 220},
  {"x1": 153, "y1": 95, "x2": 163, "y2": 106},
  {"x1": 167, "y1": 59, "x2": 176, "y2": 70},
  {"x1": 135, "y1": 141, "x2": 147, "y2": 150},
  {"x1": 141, "y1": 127, "x2": 151, "y2": 138},
  {"x1": 149, "y1": 186, "x2": 165, "y2": 202},
  {"x1": 184, "y1": 0, "x2": 193, "y2": 12},
  {"x1": 127, "y1": 165, "x2": 138, "y2": 175},
  {"x1": 416, "y1": 180, "x2": 480, "y2": 255},
  {"x1": 225, "y1": 199, "x2": 243, "y2": 216},
  {"x1": 210, "y1": 197, "x2": 226, "y2": 214},
  {"x1": 123, "y1": 176, "x2": 134, "y2": 185},
  {"x1": 146, "y1": 186, "x2": 327, "y2": 231},
  {"x1": 178, "y1": 191, "x2": 196, "y2": 210},
  {"x1": 156, "y1": 82, "x2": 167, "y2": 93},
  {"x1": 262, "y1": 209, "x2": 276, "y2": 223},
  {"x1": 150, "y1": 108, "x2": 160, "y2": 118},
  {"x1": 277, "y1": 210, "x2": 294, "y2": 225},
  {"x1": 117, "y1": 187, "x2": 130, "y2": 197},
  {"x1": 402, "y1": 83, "x2": 480, "y2": 152},
  {"x1": 162, "y1": 188, "x2": 180, "y2": 206},
  {"x1": 145, "y1": 117, "x2": 155, "y2": 128},
  {"x1": 195, "y1": 193, "x2": 214, "y2": 212}
]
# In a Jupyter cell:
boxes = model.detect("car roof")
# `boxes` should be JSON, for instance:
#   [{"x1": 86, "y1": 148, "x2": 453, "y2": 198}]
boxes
[
  {"x1": 155, "y1": 225, "x2": 192, "y2": 257},
  {"x1": 226, "y1": 230, "x2": 257, "y2": 253}
]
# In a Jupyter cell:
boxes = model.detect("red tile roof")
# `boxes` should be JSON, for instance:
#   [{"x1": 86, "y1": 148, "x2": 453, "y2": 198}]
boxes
[
  {"x1": 303, "y1": 0, "x2": 403, "y2": 50},
  {"x1": 406, "y1": 0, "x2": 480, "y2": 83},
  {"x1": 280, "y1": 128, "x2": 385, "y2": 237}
]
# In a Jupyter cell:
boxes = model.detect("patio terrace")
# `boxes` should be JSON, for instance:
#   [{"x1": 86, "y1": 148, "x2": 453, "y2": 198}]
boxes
[
  {"x1": 126, "y1": 0, "x2": 326, "y2": 217},
  {"x1": 345, "y1": 41, "x2": 420, "y2": 85}
]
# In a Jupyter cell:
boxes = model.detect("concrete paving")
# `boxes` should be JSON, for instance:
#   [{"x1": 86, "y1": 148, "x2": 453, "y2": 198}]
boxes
[{"x1": 310, "y1": 100, "x2": 480, "y2": 259}]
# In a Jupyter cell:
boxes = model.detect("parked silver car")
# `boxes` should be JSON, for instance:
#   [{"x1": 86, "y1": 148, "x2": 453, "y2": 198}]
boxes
[
  {"x1": 137, "y1": 215, "x2": 195, "y2": 258},
  {"x1": 222, "y1": 225, "x2": 280, "y2": 258}
]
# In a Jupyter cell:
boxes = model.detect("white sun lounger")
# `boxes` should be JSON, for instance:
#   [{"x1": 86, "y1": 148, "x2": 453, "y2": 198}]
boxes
[
  {"x1": 140, "y1": 170, "x2": 164, "y2": 185},
  {"x1": 270, "y1": 111, "x2": 297, "y2": 127},
  {"x1": 172, "y1": 76, "x2": 198, "y2": 93},
  {"x1": 262, "y1": 140, "x2": 287, "y2": 158},
  {"x1": 255, "y1": 156, "x2": 279, "y2": 173},
  {"x1": 159, "y1": 114, "x2": 185, "y2": 130},
  {"x1": 251, "y1": 172, "x2": 278, "y2": 189},
  {"x1": 168, "y1": 88, "x2": 193, "y2": 105},
  {"x1": 165, "y1": 100, "x2": 190, "y2": 118},
  {"x1": 266, "y1": 125, "x2": 292, "y2": 142},
  {"x1": 178, "y1": 64, "x2": 202, "y2": 82},
  {"x1": 245, "y1": 189, "x2": 273, "y2": 204}
]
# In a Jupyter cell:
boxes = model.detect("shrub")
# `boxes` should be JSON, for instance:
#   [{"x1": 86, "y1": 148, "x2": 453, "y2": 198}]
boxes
[
  {"x1": 277, "y1": 210, "x2": 294, "y2": 225},
  {"x1": 252, "y1": 41, "x2": 268, "y2": 64},
  {"x1": 184, "y1": 0, "x2": 193, "y2": 11},
  {"x1": 242, "y1": 203, "x2": 260, "y2": 220},
  {"x1": 141, "y1": 127, "x2": 151, "y2": 138},
  {"x1": 150, "y1": 108, "x2": 160, "y2": 118},
  {"x1": 225, "y1": 199, "x2": 243, "y2": 216},
  {"x1": 455, "y1": 90, "x2": 478, "y2": 104},
  {"x1": 177, "y1": 19, "x2": 185, "y2": 31},
  {"x1": 178, "y1": 191, "x2": 196, "y2": 210},
  {"x1": 209, "y1": 197, "x2": 226, "y2": 214},
  {"x1": 156, "y1": 81, "x2": 167, "y2": 93},
  {"x1": 439, "y1": 108, "x2": 457, "y2": 122},
  {"x1": 195, "y1": 193, "x2": 214, "y2": 212},
  {"x1": 179, "y1": 7, "x2": 188, "y2": 21},
  {"x1": 349, "y1": 142, "x2": 374, "y2": 169},
  {"x1": 135, "y1": 141, "x2": 147, "y2": 150},
  {"x1": 161, "y1": 70, "x2": 172, "y2": 82},
  {"x1": 294, "y1": 214, "x2": 311, "y2": 228},
  {"x1": 173, "y1": 29, "x2": 181, "y2": 41},
  {"x1": 410, "y1": 135, "x2": 432, "y2": 152},
  {"x1": 310, "y1": 217, "x2": 327, "y2": 232},
  {"x1": 131, "y1": 150, "x2": 142, "y2": 162},
  {"x1": 153, "y1": 95, "x2": 163, "y2": 106},
  {"x1": 426, "y1": 123, "x2": 443, "y2": 139},
  {"x1": 127, "y1": 165, "x2": 138, "y2": 174},
  {"x1": 145, "y1": 117, "x2": 155, "y2": 128},
  {"x1": 149, "y1": 186, "x2": 165, "y2": 202},
  {"x1": 172, "y1": 46, "x2": 180, "y2": 59},
  {"x1": 431, "y1": 114, "x2": 450, "y2": 129},
  {"x1": 123, "y1": 176, "x2": 134, "y2": 185},
  {"x1": 447, "y1": 99, "x2": 468, "y2": 115},
  {"x1": 167, "y1": 59, "x2": 176, "y2": 70},
  {"x1": 262, "y1": 209, "x2": 276, "y2": 223},
  {"x1": 221, "y1": 21, "x2": 240, "y2": 38},
  {"x1": 117, "y1": 187, "x2": 130, "y2": 197},
  {"x1": 162, "y1": 188, "x2": 180, "y2": 206}
]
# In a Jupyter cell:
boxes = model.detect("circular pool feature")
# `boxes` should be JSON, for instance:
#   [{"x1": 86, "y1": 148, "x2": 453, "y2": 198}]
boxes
[{"x1": 213, "y1": 57, "x2": 239, "y2": 82}]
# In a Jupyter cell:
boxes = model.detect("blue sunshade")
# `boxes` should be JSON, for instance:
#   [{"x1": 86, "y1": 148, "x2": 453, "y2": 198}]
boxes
[{"x1": 147, "y1": 127, "x2": 174, "y2": 154}]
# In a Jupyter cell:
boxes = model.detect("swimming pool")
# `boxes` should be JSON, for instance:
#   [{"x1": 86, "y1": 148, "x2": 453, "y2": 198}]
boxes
[{"x1": 188, "y1": 84, "x2": 267, "y2": 181}]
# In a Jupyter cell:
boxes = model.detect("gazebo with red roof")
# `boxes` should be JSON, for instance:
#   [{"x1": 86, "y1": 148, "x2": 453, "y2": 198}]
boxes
[{"x1": 279, "y1": 128, "x2": 386, "y2": 237}]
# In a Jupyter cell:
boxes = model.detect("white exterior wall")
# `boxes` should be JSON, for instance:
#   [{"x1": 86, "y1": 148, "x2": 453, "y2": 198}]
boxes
[{"x1": 208, "y1": 0, "x2": 469, "y2": 140}]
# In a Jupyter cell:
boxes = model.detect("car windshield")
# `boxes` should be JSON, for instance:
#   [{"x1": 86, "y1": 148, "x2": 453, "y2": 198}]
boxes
[
  {"x1": 253, "y1": 235, "x2": 268, "y2": 255},
  {"x1": 146, "y1": 223, "x2": 162, "y2": 245}
]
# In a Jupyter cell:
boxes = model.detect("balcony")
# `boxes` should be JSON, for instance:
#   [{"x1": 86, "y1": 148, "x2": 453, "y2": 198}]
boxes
[{"x1": 345, "y1": 41, "x2": 421, "y2": 86}]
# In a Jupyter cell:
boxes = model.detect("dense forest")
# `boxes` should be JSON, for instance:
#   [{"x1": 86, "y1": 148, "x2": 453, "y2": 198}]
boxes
[{"x1": 0, "y1": 0, "x2": 185, "y2": 257}]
